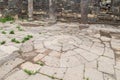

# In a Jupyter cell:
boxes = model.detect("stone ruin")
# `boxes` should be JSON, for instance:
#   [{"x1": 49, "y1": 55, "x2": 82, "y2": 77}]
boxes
[{"x1": 0, "y1": 0, "x2": 120, "y2": 23}]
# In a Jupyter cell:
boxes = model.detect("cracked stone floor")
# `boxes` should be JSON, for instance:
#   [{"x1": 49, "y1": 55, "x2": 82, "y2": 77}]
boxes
[{"x1": 0, "y1": 21, "x2": 120, "y2": 80}]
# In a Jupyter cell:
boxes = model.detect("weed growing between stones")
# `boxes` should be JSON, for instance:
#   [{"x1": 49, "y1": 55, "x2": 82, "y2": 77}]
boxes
[
  {"x1": 16, "y1": 26, "x2": 24, "y2": 31},
  {"x1": 0, "y1": 26, "x2": 33, "y2": 44},
  {"x1": 40, "y1": 73, "x2": 63, "y2": 80},
  {"x1": 27, "y1": 35, "x2": 33, "y2": 38},
  {"x1": 0, "y1": 16, "x2": 14, "y2": 23},
  {"x1": 1, "y1": 31, "x2": 7, "y2": 34},
  {"x1": 36, "y1": 61, "x2": 45, "y2": 66},
  {"x1": 0, "y1": 40, "x2": 6, "y2": 45},
  {"x1": 9, "y1": 30, "x2": 15, "y2": 34},
  {"x1": 11, "y1": 35, "x2": 33, "y2": 44},
  {"x1": 21, "y1": 35, "x2": 33, "y2": 43},
  {"x1": 24, "y1": 69, "x2": 38, "y2": 75},
  {"x1": 11, "y1": 38, "x2": 20, "y2": 44}
]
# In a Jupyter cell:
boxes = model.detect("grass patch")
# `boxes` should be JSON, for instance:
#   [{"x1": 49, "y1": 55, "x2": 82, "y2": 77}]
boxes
[
  {"x1": 9, "y1": 30, "x2": 15, "y2": 34},
  {"x1": 24, "y1": 69, "x2": 38, "y2": 75},
  {"x1": 1, "y1": 31, "x2": 7, "y2": 34},
  {"x1": 11, "y1": 35, "x2": 33, "y2": 44},
  {"x1": 36, "y1": 61, "x2": 45, "y2": 66},
  {"x1": 0, "y1": 40, "x2": 6, "y2": 45},
  {"x1": 21, "y1": 35, "x2": 33, "y2": 43},
  {"x1": 16, "y1": 26, "x2": 24, "y2": 31},
  {"x1": 11, "y1": 38, "x2": 20, "y2": 44},
  {"x1": 27, "y1": 35, "x2": 33, "y2": 38},
  {"x1": 0, "y1": 16, "x2": 14, "y2": 23}
]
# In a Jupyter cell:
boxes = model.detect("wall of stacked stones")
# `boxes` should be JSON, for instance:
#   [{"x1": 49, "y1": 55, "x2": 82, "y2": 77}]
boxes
[{"x1": 0, "y1": 0, "x2": 120, "y2": 21}]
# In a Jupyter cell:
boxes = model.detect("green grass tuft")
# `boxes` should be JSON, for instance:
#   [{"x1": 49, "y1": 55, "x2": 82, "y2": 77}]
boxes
[
  {"x1": 21, "y1": 35, "x2": 33, "y2": 43},
  {"x1": 11, "y1": 38, "x2": 20, "y2": 44},
  {"x1": 1, "y1": 31, "x2": 7, "y2": 34},
  {"x1": 24, "y1": 69, "x2": 38, "y2": 75},
  {"x1": 9, "y1": 30, "x2": 15, "y2": 34},
  {"x1": 16, "y1": 26, "x2": 24, "y2": 31},
  {"x1": 0, "y1": 41, "x2": 6, "y2": 45},
  {"x1": 36, "y1": 61, "x2": 45, "y2": 66},
  {"x1": 0, "y1": 16, "x2": 14, "y2": 23}
]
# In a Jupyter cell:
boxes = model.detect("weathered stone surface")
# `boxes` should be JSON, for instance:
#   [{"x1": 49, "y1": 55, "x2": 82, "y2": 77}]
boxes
[
  {"x1": 98, "y1": 56, "x2": 115, "y2": 65},
  {"x1": 103, "y1": 73, "x2": 116, "y2": 80},
  {"x1": 0, "y1": 45, "x2": 19, "y2": 65},
  {"x1": 26, "y1": 74, "x2": 52, "y2": 80},
  {"x1": 21, "y1": 51, "x2": 38, "y2": 60},
  {"x1": 0, "y1": 58, "x2": 24, "y2": 79},
  {"x1": 53, "y1": 68, "x2": 67, "y2": 79},
  {"x1": 4, "y1": 70, "x2": 29, "y2": 80},
  {"x1": 75, "y1": 54, "x2": 88, "y2": 64},
  {"x1": 48, "y1": 51, "x2": 61, "y2": 58},
  {"x1": 85, "y1": 60, "x2": 97, "y2": 68},
  {"x1": 90, "y1": 42, "x2": 104, "y2": 56},
  {"x1": 61, "y1": 50, "x2": 77, "y2": 57},
  {"x1": 98, "y1": 56, "x2": 115, "y2": 74},
  {"x1": 93, "y1": 34, "x2": 101, "y2": 38},
  {"x1": 115, "y1": 61, "x2": 120, "y2": 70},
  {"x1": 111, "y1": 39, "x2": 120, "y2": 51},
  {"x1": 34, "y1": 39, "x2": 44, "y2": 50},
  {"x1": 20, "y1": 41, "x2": 34, "y2": 53},
  {"x1": 60, "y1": 56, "x2": 82, "y2": 67},
  {"x1": 33, "y1": 54, "x2": 45, "y2": 62},
  {"x1": 0, "y1": 22, "x2": 119, "y2": 80},
  {"x1": 63, "y1": 65, "x2": 84, "y2": 80},
  {"x1": 40, "y1": 66, "x2": 58, "y2": 76},
  {"x1": 3, "y1": 68, "x2": 20, "y2": 79},
  {"x1": 0, "y1": 45, "x2": 19, "y2": 54},
  {"x1": 35, "y1": 48, "x2": 47, "y2": 53},
  {"x1": 21, "y1": 62, "x2": 41, "y2": 72},
  {"x1": 41, "y1": 56, "x2": 60, "y2": 67},
  {"x1": 44, "y1": 40, "x2": 61, "y2": 52},
  {"x1": 62, "y1": 43, "x2": 75, "y2": 51},
  {"x1": 79, "y1": 38, "x2": 93, "y2": 50},
  {"x1": 100, "y1": 36, "x2": 111, "y2": 42},
  {"x1": 104, "y1": 42, "x2": 110, "y2": 47},
  {"x1": 104, "y1": 47, "x2": 115, "y2": 59},
  {"x1": 74, "y1": 48, "x2": 98, "y2": 61},
  {"x1": 115, "y1": 69, "x2": 120, "y2": 80},
  {"x1": 44, "y1": 35, "x2": 82, "y2": 51},
  {"x1": 85, "y1": 68, "x2": 104, "y2": 80}
]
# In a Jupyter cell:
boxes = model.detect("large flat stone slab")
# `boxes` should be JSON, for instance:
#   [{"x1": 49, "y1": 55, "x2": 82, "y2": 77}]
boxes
[
  {"x1": 85, "y1": 68, "x2": 104, "y2": 80},
  {"x1": 74, "y1": 48, "x2": 99, "y2": 61},
  {"x1": 0, "y1": 45, "x2": 19, "y2": 65},
  {"x1": 111, "y1": 39, "x2": 120, "y2": 51},
  {"x1": 115, "y1": 69, "x2": 120, "y2": 80},
  {"x1": 26, "y1": 74, "x2": 52, "y2": 80},
  {"x1": 0, "y1": 58, "x2": 24, "y2": 79},
  {"x1": 4, "y1": 70, "x2": 29, "y2": 80},
  {"x1": 63, "y1": 65, "x2": 84, "y2": 80},
  {"x1": 21, "y1": 62, "x2": 41, "y2": 72},
  {"x1": 98, "y1": 56, "x2": 115, "y2": 74}
]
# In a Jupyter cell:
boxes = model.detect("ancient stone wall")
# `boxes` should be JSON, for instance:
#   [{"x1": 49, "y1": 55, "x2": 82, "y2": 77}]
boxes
[{"x1": 0, "y1": 0, "x2": 120, "y2": 22}]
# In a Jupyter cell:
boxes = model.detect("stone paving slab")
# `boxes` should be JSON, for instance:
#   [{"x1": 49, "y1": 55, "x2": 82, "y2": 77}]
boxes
[
  {"x1": 0, "y1": 22, "x2": 120, "y2": 80},
  {"x1": 4, "y1": 70, "x2": 29, "y2": 80},
  {"x1": 85, "y1": 68, "x2": 104, "y2": 80},
  {"x1": 0, "y1": 58, "x2": 24, "y2": 79},
  {"x1": 63, "y1": 65, "x2": 84, "y2": 80},
  {"x1": 0, "y1": 45, "x2": 19, "y2": 65}
]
